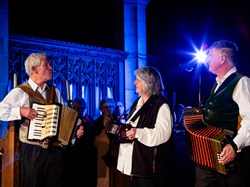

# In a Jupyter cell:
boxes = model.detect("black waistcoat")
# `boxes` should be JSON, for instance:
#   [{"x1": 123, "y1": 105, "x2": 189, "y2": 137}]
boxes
[
  {"x1": 129, "y1": 95, "x2": 174, "y2": 177},
  {"x1": 204, "y1": 73, "x2": 242, "y2": 135}
]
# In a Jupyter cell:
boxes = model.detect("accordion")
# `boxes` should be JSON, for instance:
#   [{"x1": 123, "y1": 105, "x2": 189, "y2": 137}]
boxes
[
  {"x1": 28, "y1": 103, "x2": 78, "y2": 146},
  {"x1": 106, "y1": 121, "x2": 132, "y2": 143},
  {"x1": 183, "y1": 107, "x2": 234, "y2": 175}
]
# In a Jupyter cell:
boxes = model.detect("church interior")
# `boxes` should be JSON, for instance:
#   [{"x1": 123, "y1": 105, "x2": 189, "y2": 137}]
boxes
[{"x1": 1, "y1": 0, "x2": 250, "y2": 186}]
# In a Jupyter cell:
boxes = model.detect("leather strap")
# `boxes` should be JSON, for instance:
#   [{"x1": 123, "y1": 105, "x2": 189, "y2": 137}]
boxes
[{"x1": 17, "y1": 84, "x2": 55, "y2": 104}]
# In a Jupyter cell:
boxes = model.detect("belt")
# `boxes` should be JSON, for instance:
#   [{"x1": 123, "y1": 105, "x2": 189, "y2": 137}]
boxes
[{"x1": 38, "y1": 139, "x2": 50, "y2": 146}]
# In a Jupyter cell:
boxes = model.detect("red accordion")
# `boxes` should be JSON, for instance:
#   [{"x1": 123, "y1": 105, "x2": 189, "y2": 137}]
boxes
[{"x1": 183, "y1": 107, "x2": 234, "y2": 175}]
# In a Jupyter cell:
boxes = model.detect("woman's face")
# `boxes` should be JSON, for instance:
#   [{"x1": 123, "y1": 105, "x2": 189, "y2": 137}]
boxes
[{"x1": 134, "y1": 76, "x2": 146, "y2": 95}]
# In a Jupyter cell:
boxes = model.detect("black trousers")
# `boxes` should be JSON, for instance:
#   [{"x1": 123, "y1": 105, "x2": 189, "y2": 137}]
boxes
[
  {"x1": 20, "y1": 143, "x2": 63, "y2": 187},
  {"x1": 195, "y1": 147, "x2": 250, "y2": 187}
]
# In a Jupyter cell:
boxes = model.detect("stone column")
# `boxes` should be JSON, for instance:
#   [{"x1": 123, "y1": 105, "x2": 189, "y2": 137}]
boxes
[
  {"x1": 0, "y1": 0, "x2": 8, "y2": 100},
  {"x1": 123, "y1": 0, "x2": 150, "y2": 109}
]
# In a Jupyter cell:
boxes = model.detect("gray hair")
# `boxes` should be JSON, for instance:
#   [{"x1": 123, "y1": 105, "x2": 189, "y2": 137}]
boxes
[
  {"x1": 25, "y1": 53, "x2": 47, "y2": 75},
  {"x1": 209, "y1": 40, "x2": 238, "y2": 65},
  {"x1": 135, "y1": 66, "x2": 164, "y2": 96}
]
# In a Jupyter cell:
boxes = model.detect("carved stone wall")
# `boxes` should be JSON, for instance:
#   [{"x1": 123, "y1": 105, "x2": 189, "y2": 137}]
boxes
[{"x1": 8, "y1": 34, "x2": 128, "y2": 117}]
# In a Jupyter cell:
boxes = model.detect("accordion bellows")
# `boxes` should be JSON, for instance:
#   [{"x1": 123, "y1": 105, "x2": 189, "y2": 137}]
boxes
[
  {"x1": 28, "y1": 103, "x2": 78, "y2": 146},
  {"x1": 183, "y1": 107, "x2": 234, "y2": 175}
]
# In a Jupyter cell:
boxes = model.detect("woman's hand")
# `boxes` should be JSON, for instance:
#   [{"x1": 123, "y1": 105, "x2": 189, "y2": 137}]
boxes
[{"x1": 126, "y1": 128, "x2": 136, "y2": 140}]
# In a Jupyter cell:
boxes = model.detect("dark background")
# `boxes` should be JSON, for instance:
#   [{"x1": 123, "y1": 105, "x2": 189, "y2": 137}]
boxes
[{"x1": 9, "y1": 0, "x2": 250, "y2": 106}]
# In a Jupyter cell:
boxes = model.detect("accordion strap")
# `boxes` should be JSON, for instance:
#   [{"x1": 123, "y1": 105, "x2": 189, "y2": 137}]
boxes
[
  {"x1": 17, "y1": 84, "x2": 55, "y2": 104},
  {"x1": 47, "y1": 86, "x2": 55, "y2": 104}
]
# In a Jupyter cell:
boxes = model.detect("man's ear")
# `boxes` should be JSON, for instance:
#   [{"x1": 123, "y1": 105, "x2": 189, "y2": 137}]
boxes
[
  {"x1": 221, "y1": 55, "x2": 226, "y2": 64},
  {"x1": 31, "y1": 66, "x2": 37, "y2": 73}
]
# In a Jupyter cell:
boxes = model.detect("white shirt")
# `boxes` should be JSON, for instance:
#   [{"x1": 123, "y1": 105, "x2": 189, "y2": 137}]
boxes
[
  {"x1": 215, "y1": 67, "x2": 250, "y2": 151},
  {"x1": 0, "y1": 78, "x2": 64, "y2": 146},
  {"x1": 0, "y1": 78, "x2": 64, "y2": 121},
  {"x1": 117, "y1": 97, "x2": 173, "y2": 175}
]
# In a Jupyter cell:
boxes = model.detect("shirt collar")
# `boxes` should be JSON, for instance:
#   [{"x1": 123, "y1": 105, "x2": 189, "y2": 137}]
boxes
[
  {"x1": 216, "y1": 67, "x2": 237, "y2": 85},
  {"x1": 28, "y1": 78, "x2": 49, "y2": 92},
  {"x1": 137, "y1": 97, "x2": 144, "y2": 108}
]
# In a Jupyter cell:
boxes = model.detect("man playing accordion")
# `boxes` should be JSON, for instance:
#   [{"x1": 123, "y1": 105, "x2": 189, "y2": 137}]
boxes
[{"x1": 193, "y1": 40, "x2": 250, "y2": 187}]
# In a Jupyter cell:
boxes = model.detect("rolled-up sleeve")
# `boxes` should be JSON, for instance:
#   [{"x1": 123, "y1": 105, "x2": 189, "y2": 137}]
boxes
[
  {"x1": 233, "y1": 77, "x2": 250, "y2": 150},
  {"x1": 0, "y1": 88, "x2": 28, "y2": 121}
]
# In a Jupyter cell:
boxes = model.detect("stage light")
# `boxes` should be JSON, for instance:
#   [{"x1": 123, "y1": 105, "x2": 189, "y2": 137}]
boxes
[
  {"x1": 195, "y1": 50, "x2": 207, "y2": 63},
  {"x1": 183, "y1": 43, "x2": 208, "y2": 66}
]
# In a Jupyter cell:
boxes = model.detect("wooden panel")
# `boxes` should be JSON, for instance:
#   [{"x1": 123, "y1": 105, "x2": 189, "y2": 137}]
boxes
[{"x1": 0, "y1": 122, "x2": 21, "y2": 187}]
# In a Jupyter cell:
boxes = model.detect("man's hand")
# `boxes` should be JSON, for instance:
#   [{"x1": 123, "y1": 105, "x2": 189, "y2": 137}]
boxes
[
  {"x1": 20, "y1": 107, "x2": 37, "y2": 120},
  {"x1": 76, "y1": 125, "x2": 84, "y2": 138},
  {"x1": 218, "y1": 144, "x2": 236, "y2": 164}
]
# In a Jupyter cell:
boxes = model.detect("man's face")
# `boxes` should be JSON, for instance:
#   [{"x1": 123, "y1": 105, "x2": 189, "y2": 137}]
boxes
[
  {"x1": 116, "y1": 101, "x2": 125, "y2": 115},
  {"x1": 205, "y1": 48, "x2": 224, "y2": 75},
  {"x1": 34, "y1": 57, "x2": 52, "y2": 83},
  {"x1": 101, "y1": 102, "x2": 115, "y2": 116}
]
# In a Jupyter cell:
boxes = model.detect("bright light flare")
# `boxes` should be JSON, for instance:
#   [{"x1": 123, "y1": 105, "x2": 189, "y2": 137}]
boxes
[
  {"x1": 195, "y1": 50, "x2": 207, "y2": 63},
  {"x1": 176, "y1": 40, "x2": 209, "y2": 71},
  {"x1": 182, "y1": 43, "x2": 209, "y2": 66}
]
